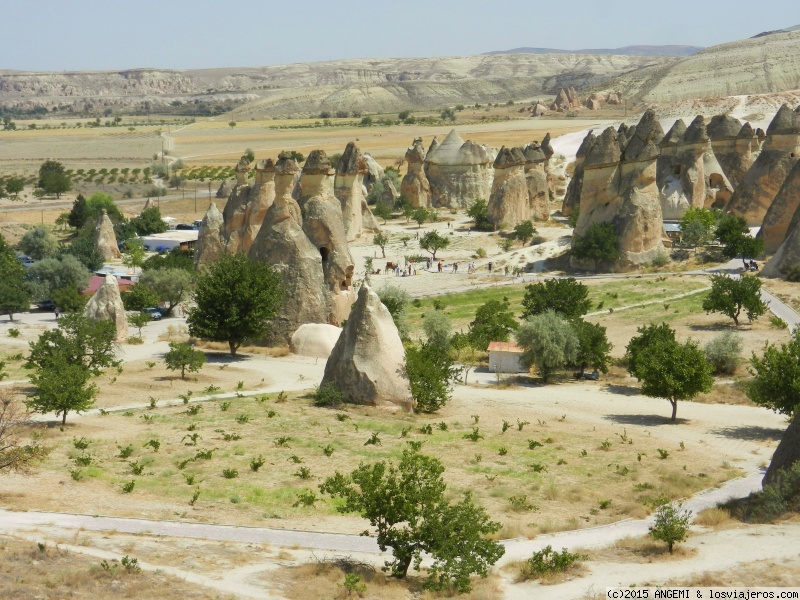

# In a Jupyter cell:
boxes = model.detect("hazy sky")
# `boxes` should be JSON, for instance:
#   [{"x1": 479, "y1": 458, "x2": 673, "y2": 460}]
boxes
[{"x1": 5, "y1": 1, "x2": 796, "y2": 72}]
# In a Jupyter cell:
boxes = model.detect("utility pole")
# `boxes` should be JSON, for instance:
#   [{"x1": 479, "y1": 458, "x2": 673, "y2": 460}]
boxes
[{"x1": 194, "y1": 188, "x2": 197, "y2": 213}]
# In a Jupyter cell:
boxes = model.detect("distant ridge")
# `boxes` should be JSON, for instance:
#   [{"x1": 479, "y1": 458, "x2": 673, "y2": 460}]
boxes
[
  {"x1": 484, "y1": 45, "x2": 703, "y2": 57},
  {"x1": 752, "y1": 24, "x2": 800, "y2": 38}
]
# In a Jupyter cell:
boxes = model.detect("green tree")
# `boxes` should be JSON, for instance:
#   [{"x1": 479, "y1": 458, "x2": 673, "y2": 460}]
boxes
[
  {"x1": 626, "y1": 325, "x2": 713, "y2": 421},
  {"x1": 25, "y1": 314, "x2": 118, "y2": 424},
  {"x1": 320, "y1": 450, "x2": 504, "y2": 592},
  {"x1": 679, "y1": 207, "x2": 718, "y2": 248},
  {"x1": 25, "y1": 255, "x2": 90, "y2": 302},
  {"x1": 746, "y1": 329, "x2": 800, "y2": 416},
  {"x1": 5, "y1": 177, "x2": 24, "y2": 199},
  {"x1": 130, "y1": 207, "x2": 168, "y2": 236},
  {"x1": 467, "y1": 299, "x2": 518, "y2": 351},
  {"x1": 702, "y1": 273, "x2": 767, "y2": 326},
  {"x1": 423, "y1": 310, "x2": 452, "y2": 349},
  {"x1": 37, "y1": 160, "x2": 72, "y2": 198},
  {"x1": 466, "y1": 199, "x2": 492, "y2": 231},
  {"x1": 366, "y1": 179, "x2": 385, "y2": 206},
  {"x1": 398, "y1": 110, "x2": 411, "y2": 120},
  {"x1": 373, "y1": 231, "x2": 390, "y2": 258},
  {"x1": 164, "y1": 342, "x2": 207, "y2": 379},
  {"x1": 419, "y1": 231, "x2": 450, "y2": 260},
  {"x1": 0, "y1": 234, "x2": 31, "y2": 320},
  {"x1": 512, "y1": 220, "x2": 538, "y2": 246},
  {"x1": 449, "y1": 332, "x2": 481, "y2": 385},
  {"x1": 137, "y1": 268, "x2": 193, "y2": 315},
  {"x1": 68, "y1": 192, "x2": 124, "y2": 228},
  {"x1": 412, "y1": 207, "x2": 432, "y2": 228},
  {"x1": 60, "y1": 228, "x2": 104, "y2": 271},
  {"x1": 122, "y1": 284, "x2": 160, "y2": 311},
  {"x1": 571, "y1": 222, "x2": 620, "y2": 262},
  {"x1": 0, "y1": 389, "x2": 49, "y2": 473},
  {"x1": 716, "y1": 213, "x2": 763, "y2": 259},
  {"x1": 624, "y1": 322, "x2": 676, "y2": 376},
  {"x1": 521, "y1": 277, "x2": 591, "y2": 321},
  {"x1": 142, "y1": 248, "x2": 194, "y2": 273},
  {"x1": 404, "y1": 341, "x2": 458, "y2": 413},
  {"x1": 649, "y1": 501, "x2": 691, "y2": 554},
  {"x1": 19, "y1": 226, "x2": 59, "y2": 260},
  {"x1": 242, "y1": 148, "x2": 255, "y2": 164},
  {"x1": 515, "y1": 310, "x2": 579, "y2": 382},
  {"x1": 187, "y1": 253, "x2": 285, "y2": 356},
  {"x1": 122, "y1": 238, "x2": 146, "y2": 273},
  {"x1": 704, "y1": 330, "x2": 743, "y2": 375},
  {"x1": 376, "y1": 285, "x2": 410, "y2": 339},
  {"x1": 128, "y1": 311, "x2": 151, "y2": 338},
  {"x1": 373, "y1": 203, "x2": 392, "y2": 224},
  {"x1": 572, "y1": 319, "x2": 612, "y2": 374},
  {"x1": 50, "y1": 286, "x2": 87, "y2": 313}
]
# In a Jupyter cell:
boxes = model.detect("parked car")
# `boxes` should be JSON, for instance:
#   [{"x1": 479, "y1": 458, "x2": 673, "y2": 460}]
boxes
[
  {"x1": 143, "y1": 307, "x2": 164, "y2": 320},
  {"x1": 574, "y1": 370, "x2": 600, "y2": 381},
  {"x1": 193, "y1": 220, "x2": 203, "y2": 230},
  {"x1": 36, "y1": 300, "x2": 56, "y2": 311},
  {"x1": 176, "y1": 223, "x2": 195, "y2": 231}
]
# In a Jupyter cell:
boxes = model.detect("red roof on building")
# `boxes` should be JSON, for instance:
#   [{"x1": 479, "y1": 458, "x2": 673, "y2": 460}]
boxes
[
  {"x1": 487, "y1": 341, "x2": 523, "y2": 353},
  {"x1": 83, "y1": 275, "x2": 135, "y2": 295}
]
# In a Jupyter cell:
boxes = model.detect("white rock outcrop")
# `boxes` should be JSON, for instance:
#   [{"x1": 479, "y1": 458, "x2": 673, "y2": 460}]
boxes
[
  {"x1": 84, "y1": 274, "x2": 128, "y2": 341},
  {"x1": 290, "y1": 323, "x2": 342, "y2": 359}
]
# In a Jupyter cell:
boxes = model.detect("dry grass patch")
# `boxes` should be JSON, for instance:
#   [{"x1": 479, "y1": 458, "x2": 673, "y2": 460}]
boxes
[
  {"x1": 693, "y1": 507, "x2": 734, "y2": 528},
  {"x1": 670, "y1": 556, "x2": 800, "y2": 587},
  {"x1": 593, "y1": 535, "x2": 697, "y2": 563},
  {"x1": 0, "y1": 536, "x2": 233, "y2": 600}
]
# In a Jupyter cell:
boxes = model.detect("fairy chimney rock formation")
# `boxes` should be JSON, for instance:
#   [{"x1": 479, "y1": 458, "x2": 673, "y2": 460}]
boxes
[
  {"x1": 94, "y1": 209, "x2": 120, "y2": 261},
  {"x1": 143, "y1": 198, "x2": 155, "y2": 211},
  {"x1": 401, "y1": 138, "x2": 432, "y2": 208},
  {"x1": 235, "y1": 157, "x2": 250, "y2": 186},
  {"x1": 562, "y1": 131, "x2": 595, "y2": 217},
  {"x1": 425, "y1": 129, "x2": 494, "y2": 208},
  {"x1": 334, "y1": 142, "x2": 367, "y2": 241},
  {"x1": 707, "y1": 114, "x2": 753, "y2": 189},
  {"x1": 760, "y1": 159, "x2": 800, "y2": 254},
  {"x1": 574, "y1": 109, "x2": 666, "y2": 269},
  {"x1": 194, "y1": 203, "x2": 226, "y2": 269},
  {"x1": 726, "y1": 104, "x2": 800, "y2": 225},
  {"x1": 762, "y1": 413, "x2": 800, "y2": 488},
  {"x1": 84, "y1": 274, "x2": 128, "y2": 341},
  {"x1": 487, "y1": 146, "x2": 529, "y2": 228},
  {"x1": 321, "y1": 283, "x2": 412, "y2": 411},
  {"x1": 523, "y1": 142, "x2": 551, "y2": 221}
]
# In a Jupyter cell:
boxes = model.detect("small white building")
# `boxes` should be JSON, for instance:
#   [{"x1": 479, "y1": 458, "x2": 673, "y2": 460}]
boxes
[
  {"x1": 487, "y1": 341, "x2": 526, "y2": 374},
  {"x1": 140, "y1": 230, "x2": 199, "y2": 252}
]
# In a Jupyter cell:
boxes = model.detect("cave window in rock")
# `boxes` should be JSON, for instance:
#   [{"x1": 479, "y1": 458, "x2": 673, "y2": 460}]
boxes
[
  {"x1": 709, "y1": 173, "x2": 724, "y2": 189},
  {"x1": 319, "y1": 246, "x2": 330, "y2": 263},
  {"x1": 673, "y1": 165, "x2": 682, "y2": 176}
]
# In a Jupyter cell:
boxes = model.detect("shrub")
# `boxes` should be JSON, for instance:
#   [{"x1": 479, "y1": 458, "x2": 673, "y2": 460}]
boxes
[
  {"x1": 649, "y1": 501, "x2": 691, "y2": 553},
  {"x1": 313, "y1": 383, "x2": 343, "y2": 408},
  {"x1": 652, "y1": 252, "x2": 669, "y2": 267},
  {"x1": 571, "y1": 222, "x2": 620, "y2": 262},
  {"x1": 704, "y1": 331, "x2": 743, "y2": 375},
  {"x1": 769, "y1": 315, "x2": 788, "y2": 329},
  {"x1": 519, "y1": 546, "x2": 588, "y2": 580}
]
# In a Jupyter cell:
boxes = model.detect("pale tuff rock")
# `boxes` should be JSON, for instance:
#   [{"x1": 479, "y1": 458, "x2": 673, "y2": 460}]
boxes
[
  {"x1": 378, "y1": 178, "x2": 400, "y2": 209},
  {"x1": 573, "y1": 111, "x2": 666, "y2": 269},
  {"x1": 334, "y1": 142, "x2": 367, "y2": 241},
  {"x1": 657, "y1": 119, "x2": 690, "y2": 219},
  {"x1": 234, "y1": 157, "x2": 250, "y2": 186},
  {"x1": 84, "y1": 274, "x2": 128, "y2": 341},
  {"x1": 759, "y1": 160, "x2": 800, "y2": 253},
  {"x1": 362, "y1": 153, "x2": 384, "y2": 191},
  {"x1": 523, "y1": 142, "x2": 551, "y2": 221},
  {"x1": 726, "y1": 104, "x2": 800, "y2": 225},
  {"x1": 424, "y1": 129, "x2": 494, "y2": 208},
  {"x1": 361, "y1": 199, "x2": 381, "y2": 233},
  {"x1": 215, "y1": 180, "x2": 232, "y2": 199},
  {"x1": 530, "y1": 101, "x2": 548, "y2": 116},
  {"x1": 763, "y1": 412, "x2": 800, "y2": 488},
  {"x1": 142, "y1": 198, "x2": 155, "y2": 211},
  {"x1": 222, "y1": 158, "x2": 276, "y2": 254},
  {"x1": 94, "y1": 209, "x2": 120, "y2": 261},
  {"x1": 401, "y1": 138, "x2": 432, "y2": 208},
  {"x1": 676, "y1": 116, "x2": 732, "y2": 213},
  {"x1": 321, "y1": 283, "x2": 412, "y2": 411},
  {"x1": 562, "y1": 131, "x2": 595, "y2": 217},
  {"x1": 549, "y1": 87, "x2": 581, "y2": 112},
  {"x1": 707, "y1": 114, "x2": 756, "y2": 189},
  {"x1": 193, "y1": 203, "x2": 226, "y2": 269},
  {"x1": 487, "y1": 146, "x2": 529, "y2": 228},
  {"x1": 290, "y1": 323, "x2": 342, "y2": 359}
]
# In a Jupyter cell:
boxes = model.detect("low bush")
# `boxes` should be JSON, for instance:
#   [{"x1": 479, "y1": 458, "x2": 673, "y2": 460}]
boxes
[
  {"x1": 313, "y1": 383, "x2": 343, "y2": 408},
  {"x1": 519, "y1": 545, "x2": 588, "y2": 580},
  {"x1": 704, "y1": 331, "x2": 742, "y2": 375}
]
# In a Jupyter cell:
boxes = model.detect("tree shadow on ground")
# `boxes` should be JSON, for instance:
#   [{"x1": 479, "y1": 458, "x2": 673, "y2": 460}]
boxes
[
  {"x1": 603, "y1": 413, "x2": 689, "y2": 427},
  {"x1": 708, "y1": 424, "x2": 785, "y2": 442},
  {"x1": 688, "y1": 322, "x2": 749, "y2": 332},
  {"x1": 604, "y1": 384, "x2": 640, "y2": 396},
  {"x1": 203, "y1": 352, "x2": 253, "y2": 364}
]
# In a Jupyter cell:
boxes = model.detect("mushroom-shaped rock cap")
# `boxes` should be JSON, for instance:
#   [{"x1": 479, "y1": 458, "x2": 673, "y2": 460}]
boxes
[
  {"x1": 256, "y1": 158, "x2": 275, "y2": 171},
  {"x1": 302, "y1": 150, "x2": 333, "y2": 175},
  {"x1": 584, "y1": 127, "x2": 621, "y2": 168},
  {"x1": 236, "y1": 157, "x2": 250, "y2": 171},
  {"x1": 683, "y1": 115, "x2": 709, "y2": 144},
  {"x1": 661, "y1": 119, "x2": 687, "y2": 146},
  {"x1": 493, "y1": 146, "x2": 526, "y2": 169},
  {"x1": 707, "y1": 114, "x2": 743, "y2": 140},
  {"x1": 275, "y1": 152, "x2": 300, "y2": 174},
  {"x1": 426, "y1": 130, "x2": 492, "y2": 165},
  {"x1": 622, "y1": 108, "x2": 664, "y2": 162},
  {"x1": 523, "y1": 142, "x2": 547, "y2": 163},
  {"x1": 405, "y1": 139, "x2": 426, "y2": 163},
  {"x1": 738, "y1": 122, "x2": 757, "y2": 138},
  {"x1": 337, "y1": 142, "x2": 366, "y2": 175},
  {"x1": 575, "y1": 131, "x2": 596, "y2": 158},
  {"x1": 766, "y1": 104, "x2": 800, "y2": 136},
  {"x1": 541, "y1": 133, "x2": 554, "y2": 159}
]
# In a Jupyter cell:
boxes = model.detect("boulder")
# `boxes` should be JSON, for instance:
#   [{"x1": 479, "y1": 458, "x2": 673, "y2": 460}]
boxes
[
  {"x1": 487, "y1": 146, "x2": 529, "y2": 228},
  {"x1": 400, "y1": 138, "x2": 432, "y2": 208},
  {"x1": 84, "y1": 274, "x2": 128, "y2": 341},
  {"x1": 759, "y1": 159, "x2": 800, "y2": 253},
  {"x1": 378, "y1": 177, "x2": 400, "y2": 209},
  {"x1": 321, "y1": 283, "x2": 412, "y2": 410},
  {"x1": 290, "y1": 323, "x2": 342, "y2": 359},
  {"x1": 334, "y1": 142, "x2": 367, "y2": 241},
  {"x1": 93, "y1": 209, "x2": 120, "y2": 261},
  {"x1": 530, "y1": 101, "x2": 547, "y2": 116},
  {"x1": 763, "y1": 412, "x2": 800, "y2": 487},
  {"x1": 215, "y1": 180, "x2": 232, "y2": 198},
  {"x1": 194, "y1": 203, "x2": 226, "y2": 269},
  {"x1": 562, "y1": 131, "x2": 595, "y2": 217},
  {"x1": 424, "y1": 129, "x2": 494, "y2": 208},
  {"x1": 726, "y1": 104, "x2": 800, "y2": 225}
]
